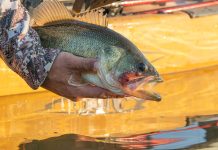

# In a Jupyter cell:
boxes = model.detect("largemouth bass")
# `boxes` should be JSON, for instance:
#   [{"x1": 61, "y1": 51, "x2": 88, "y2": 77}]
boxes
[{"x1": 32, "y1": 0, "x2": 163, "y2": 101}]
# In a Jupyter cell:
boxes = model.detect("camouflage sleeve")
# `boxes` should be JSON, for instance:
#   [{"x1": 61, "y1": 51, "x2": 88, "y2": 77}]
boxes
[{"x1": 0, "y1": 0, "x2": 60, "y2": 89}]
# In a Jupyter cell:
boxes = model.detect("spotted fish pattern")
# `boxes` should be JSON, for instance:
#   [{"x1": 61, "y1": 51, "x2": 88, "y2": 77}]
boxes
[{"x1": 0, "y1": 0, "x2": 60, "y2": 89}]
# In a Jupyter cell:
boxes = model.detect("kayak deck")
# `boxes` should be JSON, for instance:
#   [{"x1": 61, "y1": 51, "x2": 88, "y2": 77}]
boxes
[{"x1": 1, "y1": 12, "x2": 218, "y2": 96}]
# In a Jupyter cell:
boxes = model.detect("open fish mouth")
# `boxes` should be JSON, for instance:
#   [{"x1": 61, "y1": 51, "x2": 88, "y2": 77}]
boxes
[{"x1": 123, "y1": 75, "x2": 163, "y2": 101}]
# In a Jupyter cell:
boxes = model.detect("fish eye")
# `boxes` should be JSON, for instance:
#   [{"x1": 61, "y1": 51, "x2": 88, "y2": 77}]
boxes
[{"x1": 138, "y1": 63, "x2": 147, "y2": 72}]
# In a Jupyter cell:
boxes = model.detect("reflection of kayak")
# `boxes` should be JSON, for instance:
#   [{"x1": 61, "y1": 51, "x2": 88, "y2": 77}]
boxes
[
  {"x1": 1, "y1": 9, "x2": 218, "y2": 150},
  {"x1": 0, "y1": 66, "x2": 218, "y2": 148},
  {"x1": 15, "y1": 115, "x2": 218, "y2": 150},
  {"x1": 1, "y1": 10, "x2": 218, "y2": 96}
]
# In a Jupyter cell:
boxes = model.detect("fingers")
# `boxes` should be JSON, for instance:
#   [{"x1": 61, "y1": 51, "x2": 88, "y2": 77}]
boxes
[
  {"x1": 42, "y1": 76, "x2": 123, "y2": 100},
  {"x1": 61, "y1": 52, "x2": 98, "y2": 72},
  {"x1": 42, "y1": 52, "x2": 123, "y2": 101}
]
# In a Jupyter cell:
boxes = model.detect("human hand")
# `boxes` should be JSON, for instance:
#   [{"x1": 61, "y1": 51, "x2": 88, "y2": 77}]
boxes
[{"x1": 42, "y1": 52, "x2": 122, "y2": 101}]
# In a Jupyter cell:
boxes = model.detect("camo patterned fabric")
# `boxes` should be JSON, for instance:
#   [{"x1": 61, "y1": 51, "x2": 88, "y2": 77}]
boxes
[{"x1": 0, "y1": 0, "x2": 60, "y2": 89}]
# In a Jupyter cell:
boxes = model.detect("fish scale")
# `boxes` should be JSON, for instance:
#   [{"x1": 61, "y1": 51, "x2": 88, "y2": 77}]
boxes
[
  {"x1": 32, "y1": 0, "x2": 162, "y2": 101},
  {"x1": 36, "y1": 22, "x2": 120, "y2": 57}
]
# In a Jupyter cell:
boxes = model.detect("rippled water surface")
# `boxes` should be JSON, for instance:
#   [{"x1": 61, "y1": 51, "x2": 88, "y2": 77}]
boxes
[
  {"x1": 1, "y1": 4, "x2": 218, "y2": 149},
  {"x1": 0, "y1": 65, "x2": 218, "y2": 150}
]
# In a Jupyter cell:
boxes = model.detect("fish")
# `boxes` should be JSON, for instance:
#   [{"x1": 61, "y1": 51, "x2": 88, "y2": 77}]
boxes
[{"x1": 31, "y1": 0, "x2": 163, "y2": 101}]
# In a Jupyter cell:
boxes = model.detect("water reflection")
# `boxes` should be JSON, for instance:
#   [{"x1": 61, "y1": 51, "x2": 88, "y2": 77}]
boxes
[
  {"x1": 19, "y1": 115, "x2": 218, "y2": 150},
  {"x1": 42, "y1": 97, "x2": 146, "y2": 115},
  {"x1": 113, "y1": 115, "x2": 218, "y2": 150},
  {"x1": 0, "y1": 64, "x2": 218, "y2": 149},
  {"x1": 19, "y1": 134, "x2": 122, "y2": 150},
  {"x1": 1, "y1": 3, "x2": 218, "y2": 149}
]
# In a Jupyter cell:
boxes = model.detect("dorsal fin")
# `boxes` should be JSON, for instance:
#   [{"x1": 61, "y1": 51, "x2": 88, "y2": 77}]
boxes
[
  {"x1": 32, "y1": 0, "x2": 73, "y2": 26},
  {"x1": 73, "y1": 9, "x2": 108, "y2": 27},
  {"x1": 31, "y1": 0, "x2": 108, "y2": 27}
]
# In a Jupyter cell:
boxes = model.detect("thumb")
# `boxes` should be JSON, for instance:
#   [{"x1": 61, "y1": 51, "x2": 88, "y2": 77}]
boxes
[{"x1": 63, "y1": 52, "x2": 98, "y2": 72}]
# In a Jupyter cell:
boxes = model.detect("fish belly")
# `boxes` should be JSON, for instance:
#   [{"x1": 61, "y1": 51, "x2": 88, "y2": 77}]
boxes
[{"x1": 35, "y1": 24, "x2": 113, "y2": 90}]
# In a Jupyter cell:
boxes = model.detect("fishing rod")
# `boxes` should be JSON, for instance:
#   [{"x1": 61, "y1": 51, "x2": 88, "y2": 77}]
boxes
[
  {"x1": 125, "y1": 0, "x2": 218, "y2": 14},
  {"x1": 117, "y1": 0, "x2": 175, "y2": 7}
]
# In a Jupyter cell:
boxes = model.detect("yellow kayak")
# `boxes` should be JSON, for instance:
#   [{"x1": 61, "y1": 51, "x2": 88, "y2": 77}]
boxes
[
  {"x1": 1, "y1": 10, "x2": 218, "y2": 150},
  {"x1": 0, "y1": 12, "x2": 218, "y2": 96}
]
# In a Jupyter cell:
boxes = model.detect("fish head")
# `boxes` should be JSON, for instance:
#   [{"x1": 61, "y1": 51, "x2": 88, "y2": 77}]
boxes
[{"x1": 105, "y1": 45, "x2": 163, "y2": 101}]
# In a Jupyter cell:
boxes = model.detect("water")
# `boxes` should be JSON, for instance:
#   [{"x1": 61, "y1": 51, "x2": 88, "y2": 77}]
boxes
[
  {"x1": 16, "y1": 118, "x2": 218, "y2": 150},
  {"x1": 0, "y1": 65, "x2": 217, "y2": 150},
  {"x1": 1, "y1": 2, "x2": 218, "y2": 149}
]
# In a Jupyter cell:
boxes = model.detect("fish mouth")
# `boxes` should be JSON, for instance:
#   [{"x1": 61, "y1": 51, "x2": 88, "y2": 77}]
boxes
[{"x1": 122, "y1": 75, "x2": 163, "y2": 101}]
